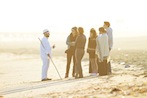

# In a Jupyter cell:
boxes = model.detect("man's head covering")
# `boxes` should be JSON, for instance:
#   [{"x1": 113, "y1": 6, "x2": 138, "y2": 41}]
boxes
[{"x1": 43, "y1": 29, "x2": 49, "y2": 34}]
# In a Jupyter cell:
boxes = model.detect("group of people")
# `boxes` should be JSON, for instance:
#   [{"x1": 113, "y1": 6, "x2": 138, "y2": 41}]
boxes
[
  {"x1": 65, "y1": 21, "x2": 113, "y2": 78},
  {"x1": 40, "y1": 21, "x2": 113, "y2": 81}
]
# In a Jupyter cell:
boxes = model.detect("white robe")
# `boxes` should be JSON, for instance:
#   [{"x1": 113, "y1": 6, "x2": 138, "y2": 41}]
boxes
[
  {"x1": 40, "y1": 37, "x2": 52, "y2": 58},
  {"x1": 40, "y1": 37, "x2": 52, "y2": 79}
]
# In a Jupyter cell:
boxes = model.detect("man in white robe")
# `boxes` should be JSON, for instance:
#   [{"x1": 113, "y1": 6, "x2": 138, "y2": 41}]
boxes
[{"x1": 40, "y1": 29, "x2": 55, "y2": 81}]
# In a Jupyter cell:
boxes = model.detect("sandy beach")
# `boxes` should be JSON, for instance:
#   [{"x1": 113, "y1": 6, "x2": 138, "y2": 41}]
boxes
[
  {"x1": 0, "y1": 48, "x2": 147, "y2": 98},
  {"x1": 0, "y1": 34, "x2": 147, "y2": 98},
  {"x1": 1, "y1": 0, "x2": 147, "y2": 97}
]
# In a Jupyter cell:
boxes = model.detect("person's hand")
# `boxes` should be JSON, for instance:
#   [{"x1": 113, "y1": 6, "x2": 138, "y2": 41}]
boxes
[
  {"x1": 99, "y1": 58, "x2": 103, "y2": 62},
  {"x1": 109, "y1": 48, "x2": 111, "y2": 51},
  {"x1": 52, "y1": 44, "x2": 55, "y2": 49},
  {"x1": 47, "y1": 54, "x2": 50, "y2": 57},
  {"x1": 71, "y1": 42, "x2": 75, "y2": 46}
]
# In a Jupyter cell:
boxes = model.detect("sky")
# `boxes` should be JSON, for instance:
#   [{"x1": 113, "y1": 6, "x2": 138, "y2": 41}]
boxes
[{"x1": 0, "y1": 0, "x2": 147, "y2": 37}]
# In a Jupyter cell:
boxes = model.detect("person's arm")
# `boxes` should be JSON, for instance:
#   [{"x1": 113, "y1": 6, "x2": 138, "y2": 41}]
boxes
[
  {"x1": 75, "y1": 36, "x2": 80, "y2": 47},
  {"x1": 46, "y1": 42, "x2": 52, "y2": 58},
  {"x1": 42, "y1": 39, "x2": 52, "y2": 57},
  {"x1": 98, "y1": 36, "x2": 103, "y2": 62},
  {"x1": 96, "y1": 37, "x2": 100, "y2": 53},
  {"x1": 84, "y1": 35, "x2": 86, "y2": 49},
  {"x1": 96, "y1": 37, "x2": 100, "y2": 59},
  {"x1": 105, "y1": 35, "x2": 110, "y2": 57},
  {"x1": 87, "y1": 38, "x2": 90, "y2": 53},
  {"x1": 108, "y1": 28, "x2": 113, "y2": 49},
  {"x1": 66, "y1": 36, "x2": 70, "y2": 45},
  {"x1": 66, "y1": 35, "x2": 74, "y2": 46}
]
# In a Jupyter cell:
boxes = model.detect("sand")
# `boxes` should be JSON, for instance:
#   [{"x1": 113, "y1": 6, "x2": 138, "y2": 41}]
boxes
[{"x1": 0, "y1": 52, "x2": 147, "y2": 98}]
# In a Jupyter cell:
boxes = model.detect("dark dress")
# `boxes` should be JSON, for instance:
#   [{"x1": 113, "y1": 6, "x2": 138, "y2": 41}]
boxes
[
  {"x1": 87, "y1": 38, "x2": 96, "y2": 58},
  {"x1": 87, "y1": 38, "x2": 97, "y2": 73}
]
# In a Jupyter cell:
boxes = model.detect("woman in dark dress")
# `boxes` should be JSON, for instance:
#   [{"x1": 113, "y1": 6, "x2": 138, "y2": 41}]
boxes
[{"x1": 87, "y1": 28, "x2": 98, "y2": 76}]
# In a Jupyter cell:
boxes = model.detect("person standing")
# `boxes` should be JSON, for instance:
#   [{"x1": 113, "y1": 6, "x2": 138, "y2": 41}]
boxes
[
  {"x1": 103, "y1": 21, "x2": 113, "y2": 73},
  {"x1": 96, "y1": 27, "x2": 109, "y2": 76},
  {"x1": 75, "y1": 27, "x2": 86, "y2": 79},
  {"x1": 87, "y1": 28, "x2": 98, "y2": 76},
  {"x1": 40, "y1": 29, "x2": 55, "y2": 81},
  {"x1": 65, "y1": 27, "x2": 78, "y2": 78}
]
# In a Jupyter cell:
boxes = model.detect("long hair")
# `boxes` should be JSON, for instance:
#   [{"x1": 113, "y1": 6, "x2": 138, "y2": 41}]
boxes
[
  {"x1": 72, "y1": 26, "x2": 78, "y2": 36},
  {"x1": 78, "y1": 27, "x2": 84, "y2": 34},
  {"x1": 90, "y1": 28, "x2": 97, "y2": 38}
]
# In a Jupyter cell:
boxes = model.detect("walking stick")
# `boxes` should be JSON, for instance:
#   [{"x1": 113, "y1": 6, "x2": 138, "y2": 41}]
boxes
[{"x1": 38, "y1": 38, "x2": 62, "y2": 80}]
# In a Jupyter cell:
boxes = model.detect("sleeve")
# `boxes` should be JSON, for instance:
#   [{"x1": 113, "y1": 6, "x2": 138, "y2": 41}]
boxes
[
  {"x1": 66, "y1": 35, "x2": 72, "y2": 46},
  {"x1": 108, "y1": 29, "x2": 113, "y2": 49},
  {"x1": 42, "y1": 39, "x2": 51, "y2": 56},
  {"x1": 105, "y1": 35, "x2": 110, "y2": 57},
  {"x1": 46, "y1": 41, "x2": 52, "y2": 57},
  {"x1": 96, "y1": 38, "x2": 100, "y2": 56},
  {"x1": 75, "y1": 36, "x2": 79, "y2": 47},
  {"x1": 97, "y1": 37, "x2": 103, "y2": 61},
  {"x1": 87, "y1": 38, "x2": 90, "y2": 53}
]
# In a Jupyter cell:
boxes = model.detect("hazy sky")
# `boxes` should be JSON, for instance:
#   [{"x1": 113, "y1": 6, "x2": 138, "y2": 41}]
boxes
[{"x1": 0, "y1": 0, "x2": 147, "y2": 37}]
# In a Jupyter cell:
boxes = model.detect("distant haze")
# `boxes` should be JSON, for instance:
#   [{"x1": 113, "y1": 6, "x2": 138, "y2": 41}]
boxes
[
  {"x1": 0, "y1": 0, "x2": 147, "y2": 37},
  {"x1": 0, "y1": 33, "x2": 147, "y2": 51}
]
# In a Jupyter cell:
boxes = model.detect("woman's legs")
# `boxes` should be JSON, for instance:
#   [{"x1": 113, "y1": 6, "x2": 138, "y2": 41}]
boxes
[
  {"x1": 75, "y1": 49, "x2": 84, "y2": 78},
  {"x1": 90, "y1": 57, "x2": 98, "y2": 76},
  {"x1": 65, "y1": 53, "x2": 72, "y2": 78}
]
